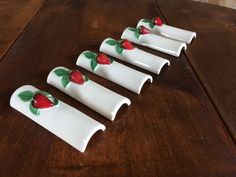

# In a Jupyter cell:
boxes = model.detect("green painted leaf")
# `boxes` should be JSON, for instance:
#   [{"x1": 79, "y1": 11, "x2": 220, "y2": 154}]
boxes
[
  {"x1": 128, "y1": 27, "x2": 137, "y2": 32},
  {"x1": 116, "y1": 45, "x2": 124, "y2": 55},
  {"x1": 106, "y1": 39, "x2": 118, "y2": 46},
  {"x1": 150, "y1": 21, "x2": 155, "y2": 28},
  {"x1": 62, "y1": 73, "x2": 70, "y2": 88},
  {"x1": 30, "y1": 104, "x2": 39, "y2": 115},
  {"x1": 84, "y1": 51, "x2": 96, "y2": 59},
  {"x1": 18, "y1": 91, "x2": 34, "y2": 102},
  {"x1": 84, "y1": 75, "x2": 89, "y2": 81},
  {"x1": 134, "y1": 31, "x2": 140, "y2": 39},
  {"x1": 53, "y1": 98, "x2": 59, "y2": 106},
  {"x1": 90, "y1": 59, "x2": 98, "y2": 71},
  {"x1": 54, "y1": 68, "x2": 68, "y2": 77},
  {"x1": 142, "y1": 19, "x2": 152, "y2": 23},
  {"x1": 109, "y1": 57, "x2": 114, "y2": 63},
  {"x1": 128, "y1": 27, "x2": 140, "y2": 39}
]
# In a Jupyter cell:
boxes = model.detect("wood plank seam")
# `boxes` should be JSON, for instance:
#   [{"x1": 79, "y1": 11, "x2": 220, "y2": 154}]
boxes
[
  {"x1": 182, "y1": 51, "x2": 236, "y2": 145},
  {"x1": 0, "y1": 0, "x2": 46, "y2": 63},
  {"x1": 153, "y1": 0, "x2": 236, "y2": 145}
]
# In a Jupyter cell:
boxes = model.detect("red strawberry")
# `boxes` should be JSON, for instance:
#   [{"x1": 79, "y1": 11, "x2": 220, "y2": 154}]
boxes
[
  {"x1": 138, "y1": 26, "x2": 151, "y2": 35},
  {"x1": 121, "y1": 39, "x2": 134, "y2": 50},
  {"x1": 153, "y1": 17, "x2": 163, "y2": 26},
  {"x1": 32, "y1": 93, "x2": 54, "y2": 109},
  {"x1": 96, "y1": 53, "x2": 111, "y2": 64},
  {"x1": 69, "y1": 70, "x2": 84, "y2": 84}
]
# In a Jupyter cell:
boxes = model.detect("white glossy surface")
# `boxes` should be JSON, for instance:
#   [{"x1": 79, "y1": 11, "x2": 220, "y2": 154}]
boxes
[
  {"x1": 76, "y1": 51, "x2": 153, "y2": 94},
  {"x1": 121, "y1": 27, "x2": 187, "y2": 57},
  {"x1": 10, "y1": 85, "x2": 105, "y2": 153},
  {"x1": 137, "y1": 20, "x2": 196, "y2": 44},
  {"x1": 47, "y1": 66, "x2": 131, "y2": 121},
  {"x1": 99, "y1": 38, "x2": 170, "y2": 74}
]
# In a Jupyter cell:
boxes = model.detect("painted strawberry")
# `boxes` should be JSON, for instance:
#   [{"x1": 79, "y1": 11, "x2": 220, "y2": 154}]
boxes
[
  {"x1": 121, "y1": 39, "x2": 134, "y2": 50},
  {"x1": 96, "y1": 53, "x2": 111, "y2": 64},
  {"x1": 138, "y1": 26, "x2": 151, "y2": 35},
  {"x1": 153, "y1": 17, "x2": 163, "y2": 26},
  {"x1": 32, "y1": 93, "x2": 54, "y2": 109},
  {"x1": 69, "y1": 70, "x2": 84, "y2": 84}
]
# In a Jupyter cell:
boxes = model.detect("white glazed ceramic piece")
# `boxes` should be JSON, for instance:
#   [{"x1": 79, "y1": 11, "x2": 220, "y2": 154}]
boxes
[
  {"x1": 137, "y1": 18, "x2": 196, "y2": 44},
  {"x1": 47, "y1": 66, "x2": 131, "y2": 121},
  {"x1": 99, "y1": 38, "x2": 170, "y2": 74},
  {"x1": 121, "y1": 27, "x2": 187, "y2": 57},
  {"x1": 76, "y1": 51, "x2": 153, "y2": 94},
  {"x1": 10, "y1": 85, "x2": 105, "y2": 152}
]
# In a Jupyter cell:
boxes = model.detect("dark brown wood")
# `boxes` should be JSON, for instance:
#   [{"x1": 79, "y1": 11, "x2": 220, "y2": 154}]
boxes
[
  {"x1": 0, "y1": 0, "x2": 236, "y2": 176},
  {"x1": 0, "y1": 0, "x2": 44, "y2": 60},
  {"x1": 156, "y1": 0, "x2": 236, "y2": 142}
]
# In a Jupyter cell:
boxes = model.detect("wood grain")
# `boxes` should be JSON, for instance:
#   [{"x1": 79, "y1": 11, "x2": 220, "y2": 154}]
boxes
[
  {"x1": 0, "y1": 0, "x2": 236, "y2": 176},
  {"x1": 0, "y1": 0, "x2": 45, "y2": 60},
  {"x1": 156, "y1": 0, "x2": 236, "y2": 141}
]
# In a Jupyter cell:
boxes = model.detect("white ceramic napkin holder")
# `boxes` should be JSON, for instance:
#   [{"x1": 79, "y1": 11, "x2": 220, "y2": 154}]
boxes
[
  {"x1": 76, "y1": 51, "x2": 153, "y2": 94},
  {"x1": 137, "y1": 18, "x2": 196, "y2": 44},
  {"x1": 121, "y1": 27, "x2": 187, "y2": 57},
  {"x1": 10, "y1": 85, "x2": 105, "y2": 153},
  {"x1": 47, "y1": 66, "x2": 131, "y2": 121},
  {"x1": 99, "y1": 38, "x2": 170, "y2": 74}
]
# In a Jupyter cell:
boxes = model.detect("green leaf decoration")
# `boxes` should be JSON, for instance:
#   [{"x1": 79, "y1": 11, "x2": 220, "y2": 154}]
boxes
[
  {"x1": 141, "y1": 19, "x2": 155, "y2": 28},
  {"x1": 54, "y1": 68, "x2": 69, "y2": 77},
  {"x1": 53, "y1": 98, "x2": 59, "y2": 106},
  {"x1": 106, "y1": 39, "x2": 124, "y2": 55},
  {"x1": 142, "y1": 19, "x2": 152, "y2": 23},
  {"x1": 53, "y1": 69, "x2": 71, "y2": 88},
  {"x1": 116, "y1": 45, "x2": 124, "y2": 55},
  {"x1": 30, "y1": 104, "x2": 39, "y2": 115},
  {"x1": 18, "y1": 91, "x2": 34, "y2": 102},
  {"x1": 150, "y1": 21, "x2": 155, "y2": 28},
  {"x1": 84, "y1": 75, "x2": 89, "y2": 82},
  {"x1": 134, "y1": 31, "x2": 140, "y2": 39},
  {"x1": 90, "y1": 58, "x2": 98, "y2": 71},
  {"x1": 128, "y1": 27, "x2": 137, "y2": 32},
  {"x1": 106, "y1": 39, "x2": 118, "y2": 46},
  {"x1": 84, "y1": 51, "x2": 96, "y2": 59},
  {"x1": 62, "y1": 73, "x2": 70, "y2": 88},
  {"x1": 109, "y1": 57, "x2": 114, "y2": 63},
  {"x1": 128, "y1": 27, "x2": 140, "y2": 39}
]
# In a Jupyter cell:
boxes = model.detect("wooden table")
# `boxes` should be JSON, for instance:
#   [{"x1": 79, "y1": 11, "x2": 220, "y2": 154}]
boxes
[{"x1": 1, "y1": 0, "x2": 236, "y2": 176}]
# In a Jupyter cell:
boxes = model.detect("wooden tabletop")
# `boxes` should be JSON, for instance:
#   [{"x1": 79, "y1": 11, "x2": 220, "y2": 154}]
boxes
[{"x1": 1, "y1": 0, "x2": 236, "y2": 176}]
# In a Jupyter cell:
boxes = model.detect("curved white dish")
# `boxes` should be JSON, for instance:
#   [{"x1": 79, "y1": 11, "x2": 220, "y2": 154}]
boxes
[
  {"x1": 10, "y1": 85, "x2": 105, "y2": 152},
  {"x1": 47, "y1": 66, "x2": 131, "y2": 121},
  {"x1": 76, "y1": 51, "x2": 153, "y2": 94},
  {"x1": 99, "y1": 38, "x2": 170, "y2": 74},
  {"x1": 137, "y1": 19, "x2": 196, "y2": 44},
  {"x1": 121, "y1": 27, "x2": 187, "y2": 57}
]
